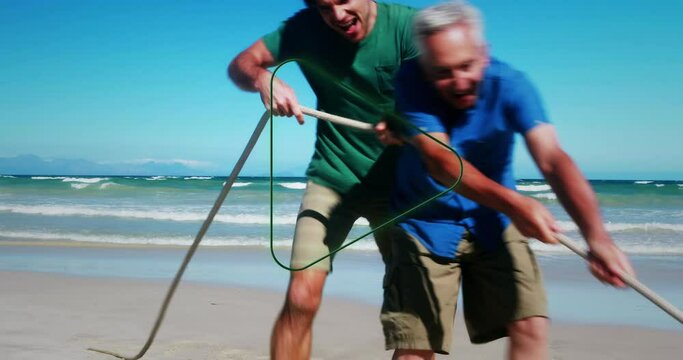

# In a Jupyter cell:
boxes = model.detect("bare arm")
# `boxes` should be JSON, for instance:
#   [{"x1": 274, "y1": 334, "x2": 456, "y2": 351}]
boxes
[
  {"x1": 525, "y1": 125, "x2": 605, "y2": 240},
  {"x1": 227, "y1": 39, "x2": 304, "y2": 123},
  {"x1": 228, "y1": 39, "x2": 275, "y2": 92},
  {"x1": 525, "y1": 124, "x2": 635, "y2": 286},
  {"x1": 411, "y1": 132, "x2": 560, "y2": 244}
]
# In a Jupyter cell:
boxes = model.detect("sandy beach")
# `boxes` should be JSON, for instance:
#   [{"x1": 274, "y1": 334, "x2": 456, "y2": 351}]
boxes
[{"x1": 1, "y1": 268, "x2": 681, "y2": 360}]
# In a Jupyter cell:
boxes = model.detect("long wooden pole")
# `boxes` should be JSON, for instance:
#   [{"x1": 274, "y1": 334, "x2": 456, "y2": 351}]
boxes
[{"x1": 555, "y1": 233, "x2": 683, "y2": 324}]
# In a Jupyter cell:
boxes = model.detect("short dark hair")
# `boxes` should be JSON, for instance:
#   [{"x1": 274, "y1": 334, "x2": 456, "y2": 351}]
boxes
[{"x1": 304, "y1": 0, "x2": 316, "y2": 7}]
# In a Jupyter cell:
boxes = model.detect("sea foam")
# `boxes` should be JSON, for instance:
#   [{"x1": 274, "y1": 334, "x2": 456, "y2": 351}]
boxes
[
  {"x1": 529, "y1": 241, "x2": 683, "y2": 256},
  {"x1": 556, "y1": 220, "x2": 683, "y2": 232},
  {"x1": 2, "y1": 229, "x2": 682, "y2": 255},
  {"x1": 31, "y1": 176, "x2": 67, "y2": 180},
  {"x1": 0, "y1": 230, "x2": 293, "y2": 247},
  {"x1": 279, "y1": 182, "x2": 307, "y2": 190},
  {"x1": 99, "y1": 182, "x2": 119, "y2": 189},
  {"x1": 532, "y1": 192, "x2": 557, "y2": 200},
  {"x1": 62, "y1": 177, "x2": 108, "y2": 184},
  {"x1": 516, "y1": 184, "x2": 551, "y2": 192},
  {"x1": 0, "y1": 203, "x2": 374, "y2": 226},
  {"x1": 0, "y1": 204, "x2": 299, "y2": 224}
]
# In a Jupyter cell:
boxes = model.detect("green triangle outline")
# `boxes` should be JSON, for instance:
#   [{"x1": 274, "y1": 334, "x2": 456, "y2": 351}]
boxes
[{"x1": 268, "y1": 59, "x2": 464, "y2": 271}]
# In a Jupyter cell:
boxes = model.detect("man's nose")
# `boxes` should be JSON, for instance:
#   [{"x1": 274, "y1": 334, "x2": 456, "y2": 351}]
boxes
[
  {"x1": 453, "y1": 76, "x2": 470, "y2": 91},
  {"x1": 333, "y1": 7, "x2": 345, "y2": 22}
]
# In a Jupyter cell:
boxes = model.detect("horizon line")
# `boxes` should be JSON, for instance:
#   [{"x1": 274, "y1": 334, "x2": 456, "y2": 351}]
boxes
[{"x1": 2, "y1": 174, "x2": 682, "y2": 182}]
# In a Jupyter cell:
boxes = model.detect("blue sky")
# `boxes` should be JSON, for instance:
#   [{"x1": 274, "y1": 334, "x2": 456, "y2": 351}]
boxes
[{"x1": 1, "y1": 0, "x2": 682, "y2": 179}]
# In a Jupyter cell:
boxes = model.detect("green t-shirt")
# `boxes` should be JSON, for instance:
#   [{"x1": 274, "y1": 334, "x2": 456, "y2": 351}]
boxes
[{"x1": 262, "y1": 2, "x2": 418, "y2": 194}]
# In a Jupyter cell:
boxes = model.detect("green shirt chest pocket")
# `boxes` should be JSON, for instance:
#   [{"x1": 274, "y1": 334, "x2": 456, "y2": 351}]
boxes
[{"x1": 375, "y1": 64, "x2": 399, "y2": 102}]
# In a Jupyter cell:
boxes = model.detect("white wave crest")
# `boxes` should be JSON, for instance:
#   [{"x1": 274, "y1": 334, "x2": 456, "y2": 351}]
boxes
[
  {"x1": 556, "y1": 220, "x2": 683, "y2": 232},
  {"x1": 184, "y1": 176, "x2": 213, "y2": 180},
  {"x1": 1, "y1": 175, "x2": 16, "y2": 178},
  {"x1": 3, "y1": 229, "x2": 681, "y2": 255},
  {"x1": 145, "y1": 176, "x2": 167, "y2": 181},
  {"x1": 532, "y1": 192, "x2": 557, "y2": 200},
  {"x1": 67, "y1": 182, "x2": 118, "y2": 190},
  {"x1": 99, "y1": 182, "x2": 119, "y2": 189},
  {"x1": 530, "y1": 241, "x2": 683, "y2": 256},
  {"x1": 62, "y1": 177, "x2": 108, "y2": 184},
  {"x1": 0, "y1": 204, "x2": 300, "y2": 224},
  {"x1": 340, "y1": 240, "x2": 378, "y2": 251},
  {"x1": 0, "y1": 204, "x2": 375, "y2": 226},
  {"x1": 1, "y1": 203, "x2": 680, "y2": 233},
  {"x1": 614, "y1": 245, "x2": 683, "y2": 255},
  {"x1": 608, "y1": 222, "x2": 683, "y2": 232},
  {"x1": 634, "y1": 181, "x2": 653, "y2": 184},
  {"x1": 655, "y1": 184, "x2": 665, "y2": 187},
  {"x1": 0, "y1": 230, "x2": 294, "y2": 247},
  {"x1": 516, "y1": 184, "x2": 551, "y2": 192},
  {"x1": 220, "y1": 181, "x2": 252, "y2": 187},
  {"x1": 31, "y1": 176, "x2": 67, "y2": 180},
  {"x1": 216, "y1": 213, "x2": 297, "y2": 225},
  {"x1": 279, "y1": 182, "x2": 307, "y2": 190}
]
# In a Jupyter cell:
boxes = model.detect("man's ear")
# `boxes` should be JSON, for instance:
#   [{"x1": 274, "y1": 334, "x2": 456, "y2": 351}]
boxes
[{"x1": 481, "y1": 43, "x2": 491, "y2": 67}]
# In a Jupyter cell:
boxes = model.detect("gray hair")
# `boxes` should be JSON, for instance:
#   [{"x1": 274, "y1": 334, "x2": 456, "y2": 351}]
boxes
[{"x1": 413, "y1": 1, "x2": 485, "y2": 49}]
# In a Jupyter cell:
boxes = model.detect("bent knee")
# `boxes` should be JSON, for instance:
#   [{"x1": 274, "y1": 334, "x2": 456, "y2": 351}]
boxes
[
  {"x1": 393, "y1": 349, "x2": 435, "y2": 360},
  {"x1": 508, "y1": 316, "x2": 549, "y2": 344},
  {"x1": 285, "y1": 271, "x2": 326, "y2": 316}
]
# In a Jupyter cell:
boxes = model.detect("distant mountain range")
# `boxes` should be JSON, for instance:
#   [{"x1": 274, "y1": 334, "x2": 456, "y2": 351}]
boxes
[
  {"x1": 2, "y1": 154, "x2": 677, "y2": 180},
  {"x1": 0, "y1": 155, "x2": 213, "y2": 176}
]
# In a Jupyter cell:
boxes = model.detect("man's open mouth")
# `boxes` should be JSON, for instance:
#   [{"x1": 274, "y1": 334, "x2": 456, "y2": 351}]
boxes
[
  {"x1": 454, "y1": 89, "x2": 475, "y2": 97},
  {"x1": 337, "y1": 18, "x2": 358, "y2": 34}
]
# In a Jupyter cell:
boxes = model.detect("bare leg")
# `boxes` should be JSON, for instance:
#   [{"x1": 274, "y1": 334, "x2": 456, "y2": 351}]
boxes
[
  {"x1": 270, "y1": 269, "x2": 328, "y2": 360},
  {"x1": 507, "y1": 316, "x2": 549, "y2": 360},
  {"x1": 393, "y1": 349, "x2": 435, "y2": 360}
]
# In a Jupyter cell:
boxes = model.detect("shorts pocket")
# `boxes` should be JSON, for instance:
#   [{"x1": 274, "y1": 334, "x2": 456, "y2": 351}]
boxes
[{"x1": 382, "y1": 265, "x2": 403, "y2": 312}]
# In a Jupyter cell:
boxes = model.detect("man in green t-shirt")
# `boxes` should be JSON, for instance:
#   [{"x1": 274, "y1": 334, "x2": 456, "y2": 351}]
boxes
[{"x1": 228, "y1": 1, "x2": 418, "y2": 358}]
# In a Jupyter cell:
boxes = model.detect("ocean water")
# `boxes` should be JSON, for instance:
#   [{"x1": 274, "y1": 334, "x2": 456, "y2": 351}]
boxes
[
  {"x1": 1, "y1": 175, "x2": 682, "y2": 255},
  {"x1": 1, "y1": 175, "x2": 682, "y2": 329}
]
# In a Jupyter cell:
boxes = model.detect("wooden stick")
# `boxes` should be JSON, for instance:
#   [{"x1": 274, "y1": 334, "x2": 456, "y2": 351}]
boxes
[
  {"x1": 301, "y1": 106, "x2": 683, "y2": 325},
  {"x1": 300, "y1": 106, "x2": 374, "y2": 132},
  {"x1": 88, "y1": 108, "x2": 681, "y2": 360},
  {"x1": 88, "y1": 111, "x2": 272, "y2": 360},
  {"x1": 555, "y1": 233, "x2": 683, "y2": 324}
]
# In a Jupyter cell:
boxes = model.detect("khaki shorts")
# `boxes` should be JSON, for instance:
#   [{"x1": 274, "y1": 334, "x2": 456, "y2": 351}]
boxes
[
  {"x1": 381, "y1": 225, "x2": 548, "y2": 353},
  {"x1": 290, "y1": 181, "x2": 393, "y2": 271}
]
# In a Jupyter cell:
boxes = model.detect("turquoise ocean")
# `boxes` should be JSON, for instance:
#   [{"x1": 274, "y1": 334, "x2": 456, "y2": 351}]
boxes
[
  {"x1": 1, "y1": 175, "x2": 681, "y2": 254},
  {"x1": 1, "y1": 175, "x2": 682, "y2": 330}
]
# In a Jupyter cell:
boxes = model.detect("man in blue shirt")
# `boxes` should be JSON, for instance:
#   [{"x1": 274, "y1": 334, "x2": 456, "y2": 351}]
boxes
[{"x1": 380, "y1": 2, "x2": 635, "y2": 359}]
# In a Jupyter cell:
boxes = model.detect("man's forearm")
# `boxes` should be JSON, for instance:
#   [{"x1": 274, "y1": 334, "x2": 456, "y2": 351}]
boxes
[
  {"x1": 417, "y1": 134, "x2": 559, "y2": 244},
  {"x1": 228, "y1": 53, "x2": 270, "y2": 92},
  {"x1": 427, "y1": 151, "x2": 523, "y2": 215},
  {"x1": 542, "y1": 152, "x2": 608, "y2": 243}
]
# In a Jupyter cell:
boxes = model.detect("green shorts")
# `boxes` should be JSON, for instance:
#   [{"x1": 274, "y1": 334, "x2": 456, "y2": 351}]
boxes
[
  {"x1": 289, "y1": 181, "x2": 393, "y2": 271},
  {"x1": 381, "y1": 225, "x2": 548, "y2": 354}
]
